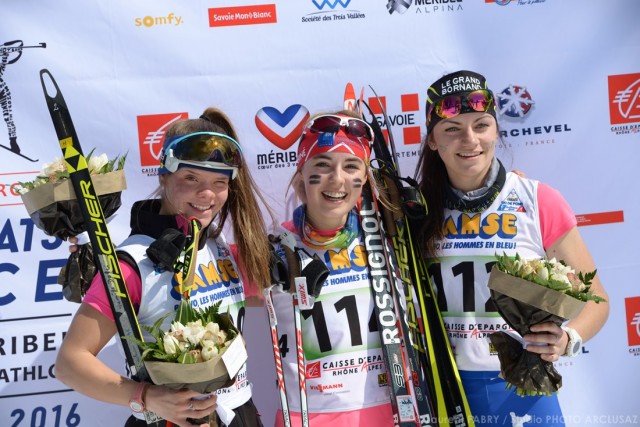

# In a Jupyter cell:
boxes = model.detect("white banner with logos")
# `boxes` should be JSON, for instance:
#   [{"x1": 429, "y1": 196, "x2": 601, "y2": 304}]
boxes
[{"x1": 2, "y1": 1, "x2": 639, "y2": 426}]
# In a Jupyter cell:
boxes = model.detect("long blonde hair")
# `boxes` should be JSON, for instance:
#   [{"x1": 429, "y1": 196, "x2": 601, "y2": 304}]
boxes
[{"x1": 158, "y1": 107, "x2": 275, "y2": 290}]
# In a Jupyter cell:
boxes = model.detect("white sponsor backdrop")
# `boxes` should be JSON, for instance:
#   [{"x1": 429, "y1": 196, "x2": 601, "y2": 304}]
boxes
[{"x1": 2, "y1": 1, "x2": 639, "y2": 426}]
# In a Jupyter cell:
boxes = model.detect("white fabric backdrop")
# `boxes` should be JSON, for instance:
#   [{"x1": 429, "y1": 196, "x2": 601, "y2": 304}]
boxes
[{"x1": 1, "y1": 1, "x2": 639, "y2": 426}]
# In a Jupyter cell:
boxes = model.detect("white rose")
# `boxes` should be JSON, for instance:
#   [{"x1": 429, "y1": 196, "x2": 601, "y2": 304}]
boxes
[
  {"x1": 203, "y1": 322, "x2": 220, "y2": 341},
  {"x1": 163, "y1": 334, "x2": 181, "y2": 355},
  {"x1": 201, "y1": 340, "x2": 219, "y2": 361},
  {"x1": 534, "y1": 264, "x2": 549, "y2": 282},
  {"x1": 216, "y1": 330, "x2": 228, "y2": 346},
  {"x1": 88, "y1": 153, "x2": 109, "y2": 174},
  {"x1": 183, "y1": 320, "x2": 205, "y2": 345},
  {"x1": 41, "y1": 157, "x2": 66, "y2": 180}
]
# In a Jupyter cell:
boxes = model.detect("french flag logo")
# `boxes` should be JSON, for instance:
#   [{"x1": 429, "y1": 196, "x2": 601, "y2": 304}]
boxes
[{"x1": 255, "y1": 105, "x2": 310, "y2": 150}]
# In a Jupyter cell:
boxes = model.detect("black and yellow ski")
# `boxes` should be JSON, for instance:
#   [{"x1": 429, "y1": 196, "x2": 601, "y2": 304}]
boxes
[
  {"x1": 364, "y1": 88, "x2": 475, "y2": 427},
  {"x1": 39, "y1": 69, "x2": 162, "y2": 425}
]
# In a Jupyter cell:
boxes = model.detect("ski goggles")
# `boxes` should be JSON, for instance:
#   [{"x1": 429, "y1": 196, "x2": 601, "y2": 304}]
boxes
[
  {"x1": 159, "y1": 132, "x2": 243, "y2": 179},
  {"x1": 427, "y1": 89, "x2": 494, "y2": 125},
  {"x1": 303, "y1": 114, "x2": 375, "y2": 143}
]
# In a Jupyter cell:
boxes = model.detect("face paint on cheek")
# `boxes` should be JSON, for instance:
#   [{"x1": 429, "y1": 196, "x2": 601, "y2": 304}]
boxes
[
  {"x1": 308, "y1": 174, "x2": 321, "y2": 185},
  {"x1": 352, "y1": 178, "x2": 363, "y2": 189}
]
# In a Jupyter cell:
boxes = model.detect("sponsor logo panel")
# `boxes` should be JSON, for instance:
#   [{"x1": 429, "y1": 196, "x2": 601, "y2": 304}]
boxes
[
  {"x1": 387, "y1": 0, "x2": 464, "y2": 15},
  {"x1": 625, "y1": 297, "x2": 640, "y2": 348},
  {"x1": 608, "y1": 73, "x2": 640, "y2": 134},
  {"x1": 485, "y1": 0, "x2": 547, "y2": 6},
  {"x1": 368, "y1": 93, "x2": 421, "y2": 148},
  {"x1": 209, "y1": 4, "x2": 277, "y2": 27},
  {"x1": 302, "y1": 0, "x2": 366, "y2": 23},
  {"x1": 575, "y1": 211, "x2": 624, "y2": 227},
  {"x1": 136, "y1": 112, "x2": 188, "y2": 174},
  {"x1": 496, "y1": 82, "x2": 571, "y2": 149},
  {"x1": 134, "y1": 13, "x2": 183, "y2": 27}
]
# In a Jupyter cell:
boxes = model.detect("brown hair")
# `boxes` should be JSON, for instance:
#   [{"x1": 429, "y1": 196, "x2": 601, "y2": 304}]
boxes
[
  {"x1": 161, "y1": 107, "x2": 275, "y2": 290},
  {"x1": 414, "y1": 133, "x2": 447, "y2": 260}
]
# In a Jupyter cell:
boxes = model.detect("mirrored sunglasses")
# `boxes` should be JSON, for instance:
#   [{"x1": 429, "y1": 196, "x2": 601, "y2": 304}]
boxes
[
  {"x1": 428, "y1": 89, "x2": 494, "y2": 124},
  {"x1": 304, "y1": 114, "x2": 374, "y2": 143}
]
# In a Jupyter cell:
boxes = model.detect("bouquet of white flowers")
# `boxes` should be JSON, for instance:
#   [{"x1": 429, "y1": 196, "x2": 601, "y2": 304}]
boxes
[
  {"x1": 17, "y1": 150, "x2": 127, "y2": 302},
  {"x1": 126, "y1": 298, "x2": 247, "y2": 424},
  {"x1": 488, "y1": 252, "x2": 606, "y2": 396},
  {"x1": 17, "y1": 149, "x2": 127, "y2": 240}
]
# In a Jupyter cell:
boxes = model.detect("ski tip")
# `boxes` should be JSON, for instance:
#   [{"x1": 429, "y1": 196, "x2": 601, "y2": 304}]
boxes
[{"x1": 39, "y1": 69, "x2": 61, "y2": 101}]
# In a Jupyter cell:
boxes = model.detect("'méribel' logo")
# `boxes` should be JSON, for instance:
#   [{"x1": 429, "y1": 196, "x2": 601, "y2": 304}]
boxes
[{"x1": 255, "y1": 105, "x2": 309, "y2": 150}]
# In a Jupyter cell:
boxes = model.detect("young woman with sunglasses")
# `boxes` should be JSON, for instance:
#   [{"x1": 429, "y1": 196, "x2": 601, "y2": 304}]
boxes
[
  {"x1": 55, "y1": 108, "x2": 272, "y2": 427},
  {"x1": 415, "y1": 70, "x2": 609, "y2": 426},
  {"x1": 269, "y1": 110, "x2": 399, "y2": 427}
]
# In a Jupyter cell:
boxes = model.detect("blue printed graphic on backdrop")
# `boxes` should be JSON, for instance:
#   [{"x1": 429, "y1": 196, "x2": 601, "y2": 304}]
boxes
[
  {"x1": 497, "y1": 84, "x2": 535, "y2": 118},
  {"x1": 0, "y1": 40, "x2": 47, "y2": 162},
  {"x1": 302, "y1": 0, "x2": 365, "y2": 22},
  {"x1": 0, "y1": 218, "x2": 64, "y2": 306},
  {"x1": 496, "y1": 83, "x2": 572, "y2": 146},
  {"x1": 313, "y1": 0, "x2": 351, "y2": 9},
  {"x1": 254, "y1": 105, "x2": 307, "y2": 170}
]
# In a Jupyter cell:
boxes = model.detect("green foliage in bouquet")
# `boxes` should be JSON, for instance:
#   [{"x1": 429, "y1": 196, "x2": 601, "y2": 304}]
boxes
[
  {"x1": 494, "y1": 252, "x2": 606, "y2": 303},
  {"x1": 125, "y1": 299, "x2": 238, "y2": 365},
  {"x1": 17, "y1": 149, "x2": 127, "y2": 194}
]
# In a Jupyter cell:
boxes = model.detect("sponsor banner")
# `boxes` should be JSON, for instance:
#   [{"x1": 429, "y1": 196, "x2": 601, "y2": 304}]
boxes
[
  {"x1": 1, "y1": 2, "x2": 639, "y2": 426},
  {"x1": 209, "y1": 4, "x2": 278, "y2": 27}
]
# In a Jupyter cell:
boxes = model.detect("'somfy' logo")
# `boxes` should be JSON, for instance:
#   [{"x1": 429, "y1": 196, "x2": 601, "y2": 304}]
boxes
[
  {"x1": 136, "y1": 113, "x2": 188, "y2": 167},
  {"x1": 608, "y1": 73, "x2": 640, "y2": 125},
  {"x1": 255, "y1": 105, "x2": 309, "y2": 150},
  {"x1": 497, "y1": 85, "x2": 535, "y2": 118},
  {"x1": 313, "y1": 0, "x2": 351, "y2": 9},
  {"x1": 135, "y1": 13, "x2": 183, "y2": 27}
]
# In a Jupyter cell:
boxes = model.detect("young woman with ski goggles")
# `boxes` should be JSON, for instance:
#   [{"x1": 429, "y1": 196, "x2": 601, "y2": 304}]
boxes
[
  {"x1": 56, "y1": 108, "x2": 273, "y2": 427},
  {"x1": 159, "y1": 130, "x2": 243, "y2": 179}
]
